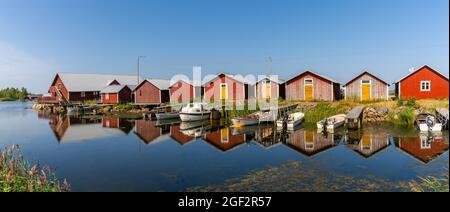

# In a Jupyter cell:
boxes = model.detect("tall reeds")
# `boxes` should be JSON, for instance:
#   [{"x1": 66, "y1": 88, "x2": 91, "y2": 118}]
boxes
[{"x1": 0, "y1": 145, "x2": 70, "y2": 192}]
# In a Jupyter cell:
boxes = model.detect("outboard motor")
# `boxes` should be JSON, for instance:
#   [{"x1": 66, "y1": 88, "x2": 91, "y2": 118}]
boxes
[{"x1": 426, "y1": 115, "x2": 435, "y2": 131}]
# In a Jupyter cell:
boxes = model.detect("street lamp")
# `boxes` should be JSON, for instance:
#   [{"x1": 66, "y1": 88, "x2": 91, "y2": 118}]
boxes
[{"x1": 137, "y1": 56, "x2": 146, "y2": 84}]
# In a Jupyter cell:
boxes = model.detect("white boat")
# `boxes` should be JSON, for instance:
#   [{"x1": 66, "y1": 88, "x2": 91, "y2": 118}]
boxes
[
  {"x1": 231, "y1": 110, "x2": 274, "y2": 127},
  {"x1": 179, "y1": 103, "x2": 211, "y2": 122},
  {"x1": 276, "y1": 112, "x2": 304, "y2": 130},
  {"x1": 317, "y1": 114, "x2": 346, "y2": 132},
  {"x1": 416, "y1": 113, "x2": 442, "y2": 132}
]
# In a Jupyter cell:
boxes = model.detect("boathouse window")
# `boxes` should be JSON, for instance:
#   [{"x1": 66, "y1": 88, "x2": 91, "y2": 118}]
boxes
[
  {"x1": 420, "y1": 81, "x2": 431, "y2": 92},
  {"x1": 304, "y1": 79, "x2": 313, "y2": 85},
  {"x1": 362, "y1": 80, "x2": 370, "y2": 84},
  {"x1": 81, "y1": 92, "x2": 85, "y2": 97},
  {"x1": 105, "y1": 94, "x2": 109, "y2": 100}
]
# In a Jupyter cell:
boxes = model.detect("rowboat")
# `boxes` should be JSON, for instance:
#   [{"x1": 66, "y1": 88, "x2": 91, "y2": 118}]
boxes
[
  {"x1": 155, "y1": 112, "x2": 179, "y2": 120},
  {"x1": 179, "y1": 103, "x2": 211, "y2": 122},
  {"x1": 276, "y1": 112, "x2": 304, "y2": 130},
  {"x1": 231, "y1": 110, "x2": 275, "y2": 127},
  {"x1": 416, "y1": 113, "x2": 442, "y2": 132},
  {"x1": 317, "y1": 114, "x2": 346, "y2": 132}
]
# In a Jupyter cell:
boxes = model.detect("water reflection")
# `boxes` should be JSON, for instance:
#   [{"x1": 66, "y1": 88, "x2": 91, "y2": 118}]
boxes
[
  {"x1": 45, "y1": 114, "x2": 131, "y2": 143},
  {"x1": 284, "y1": 129, "x2": 342, "y2": 157},
  {"x1": 394, "y1": 133, "x2": 449, "y2": 164},
  {"x1": 38, "y1": 113, "x2": 449, "y2": 163},
  {"x1": 345, "y1": 131, "x2": 390, "y2": 158}
]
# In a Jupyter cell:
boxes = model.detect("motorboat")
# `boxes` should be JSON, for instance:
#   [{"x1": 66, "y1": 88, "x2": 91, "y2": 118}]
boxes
[
  {"x1": 179, "y1": 103, "x2": 211, "y2": 122},
  {"x1": 317, "y1": 114, "x2": 346, "y2": 132},
  {"x1": 416, "y1": 113, "x2": 442, "y2": 132},
  {"x1": 231, "y1": 110, "x2": 275, "y2": 127},
  {"x1": 276, "y1": 112, "x2": 304, "y2": 130}
]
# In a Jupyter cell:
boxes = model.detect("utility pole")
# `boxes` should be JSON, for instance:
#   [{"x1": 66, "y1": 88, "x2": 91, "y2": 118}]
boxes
[
  {"x1": 137, "y1": 56, "x2": 145, "y2": 84},
  {"x1": 268, "y1": 56, "x2": 272, "y2": 77}
]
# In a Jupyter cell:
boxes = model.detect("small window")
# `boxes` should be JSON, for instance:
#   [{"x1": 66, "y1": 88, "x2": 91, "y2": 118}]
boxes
[
  {"x1": 221, "y1": 84, "x2": 227, "y2": 88},
  {"x1": 105, "y1": 94, "x2": 109, "y2": 100},
  {"x1": 420, "y1": 81, "x2": 431, "y2": 92},
  {"x1": 139, "y1": 90, "x2": 142, "y2": 96},
  {"x1": 362, "y1": 80, "x2": 370, "y2": 84},
  {"x1": 263, "y1": 79, "x2": 271, "y2": 84},
  {"x1": 304, "y1": 79, "x2": 313, "y2": 85},
  {"x1": 81, "y1": 92, "x2": 85, "y2": 97}
]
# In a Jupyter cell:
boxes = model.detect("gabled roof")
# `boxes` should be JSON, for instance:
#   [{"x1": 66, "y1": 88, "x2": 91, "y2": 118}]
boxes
[
  {"x1": 202, "y1": 72, "x2": 251, "y2": 86},
  {"x1": 256, "y1": 77, "x2": 285, "y2": 85},
  {"x1": 344, "y1": 71, "x2": 389, "y2": 86},
  {"x1": 285, "y1": 71, "x2": 340, "y2": 84},
  {"x1": 100, "y1": 85, "x2": 129, "y2": 94},
  {"x1": 134, "y1": 79, "x2": 171, "y2": 91},
  {"x1": 395, "y1": 65, "x2": 449, "y2": 83},
  {"x1": 168, "y1": 79, "x2": 202, "y2": 88},
  {"x1": 55, "y1": 73, "x2": 141, "y2": 92}
]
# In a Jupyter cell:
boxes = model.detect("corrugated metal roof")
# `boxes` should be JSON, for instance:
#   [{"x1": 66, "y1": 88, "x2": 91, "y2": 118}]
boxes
[
  {"x1": 146, "y1": 79, "x2": 171, "y2": 90},
  {"x1": 58, "y1": 73, "x2": 141, "y2": 92},
  {"x1": 100, "y1": 85, "x2": 127, "y2": 94}
]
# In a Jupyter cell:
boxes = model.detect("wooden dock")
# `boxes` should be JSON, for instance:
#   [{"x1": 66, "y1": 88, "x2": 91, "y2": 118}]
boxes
[
  {"x1": 345, "y1": 106, "x2": 366, "y2": 129},
  {"x1": 273, "y1": 104, "x2": 298, "y2": 120},
  {"x1": 436, "y1": 108, "x2": 449, "y2": 129}
]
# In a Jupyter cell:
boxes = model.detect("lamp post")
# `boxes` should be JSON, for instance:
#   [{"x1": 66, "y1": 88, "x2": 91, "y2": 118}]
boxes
[{"x1": 137, "y1": 56, "x2": 146, "y2": 84}]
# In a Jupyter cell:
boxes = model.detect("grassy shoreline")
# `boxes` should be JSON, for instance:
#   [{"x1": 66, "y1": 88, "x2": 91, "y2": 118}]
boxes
[{"x1": 1, "y1": 145, "x2": 70, "y2": 192}]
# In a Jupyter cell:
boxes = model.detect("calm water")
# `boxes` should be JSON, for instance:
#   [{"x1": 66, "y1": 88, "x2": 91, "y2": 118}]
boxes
[{"x1": 0, "y1": 101, "x2": 448, "y2": 191}]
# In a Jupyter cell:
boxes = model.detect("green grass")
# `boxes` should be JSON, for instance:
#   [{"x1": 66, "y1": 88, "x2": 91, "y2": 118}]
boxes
[
  {"x1": 1, "y1": 145, "x2": 70, "y2": 192},
  {"x1": 303, "y1": 102, "x2": 345, "y2": 123},
  {"x1": 410, "y1": 169, "x2": 449, "y2": 192}
]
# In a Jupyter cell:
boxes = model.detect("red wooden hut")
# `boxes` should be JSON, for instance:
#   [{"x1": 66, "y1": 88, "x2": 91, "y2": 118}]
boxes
[
  {"x1": 394, "y1": 65, "x2": 449, "y2": 100},
  {"x1": 344, "y1": 71, "x2": 389, "y2": 101},
  {"x1": 100, "y1": 85, "x2": 133, "y2": 104},
  {"x1": 203, "y1": 73, "x2": 249, "y2": 101},
  {"x1": 41, "y1": 73, "x2": 140, "y2": 103},
  {"x1": 255, "y1": 77, "x2": 286, "y2": 100},
  {"x1": 133, "y1": 79, "x2": 171, "y2": 105},
  {"x1": 285, "y1": 71, "x2": 341, "y2": 101},
  {"x1": 169, "y1": 80, "x2": 195, "y2": 103}
]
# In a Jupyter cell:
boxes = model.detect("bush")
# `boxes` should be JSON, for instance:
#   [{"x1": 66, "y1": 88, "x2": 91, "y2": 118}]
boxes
[
  {"x1": 397, "y1": 98, "x2": 404, "y2": 107},
  {"x1": 1, "y1": 145, "x2": 70, "y2": 192},
  {"x1": 406, "y1": 97, "x2": 416, "y2": 107},
  {"x1": 399, "y1": 108, "x2": 415, "y2": 126}
]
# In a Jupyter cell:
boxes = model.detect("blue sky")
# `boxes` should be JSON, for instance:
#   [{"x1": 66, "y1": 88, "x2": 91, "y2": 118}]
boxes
[{"x1": 0, "y1": 0, "x2": 448, "y2": 93}]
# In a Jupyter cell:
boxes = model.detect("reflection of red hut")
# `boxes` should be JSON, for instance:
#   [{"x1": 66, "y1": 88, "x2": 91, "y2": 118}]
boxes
[
  {"x1": 395, "y1": 135, "x2": 449, "y2": 163},
  {"x1": 48, "y1": 115, "x2": 70, "y2": 141},
  {"x1": 133, "y1": 120, "x2": 163, "y2": 144},
  {"x1": 102, "y1": 117, "x2": 133, "y2": 134},
  {"x1": 285, "y1": 129, "x2": 339, "y2": 157},
  {"x1": 203, "y1": 128, "x2": 246, "y2": 152},
  {"x1": 170, "y1": 124, "x2": 195, "y2": 145},
  {"x1": 347, "y1": 133, "x2": 390, "y2": 158}
]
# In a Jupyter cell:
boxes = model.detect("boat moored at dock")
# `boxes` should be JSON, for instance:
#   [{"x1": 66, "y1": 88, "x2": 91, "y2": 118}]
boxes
[
  {"x1": 317, "y1": 114, "x2": 346, "y2": 132},
  {"x1": 179, "y1": 103, "x2": 211, "y2": 122}
]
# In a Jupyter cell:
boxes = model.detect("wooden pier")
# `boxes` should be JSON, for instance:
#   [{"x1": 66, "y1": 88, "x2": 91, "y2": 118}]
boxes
[
  {"x1": 272, "y1": 104, "x2": 299, "y2": 120},
  {"x1": 345, "y1": 106, "x2": 366, "y2": 129},
  {"x1": 436, "y1": 108, "x2": 449, "y2": 129}
]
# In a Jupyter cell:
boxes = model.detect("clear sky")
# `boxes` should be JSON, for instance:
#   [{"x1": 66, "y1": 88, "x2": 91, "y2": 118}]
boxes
[{"x1": 0, "y1": 0, "x2": 448, "y2": 93}]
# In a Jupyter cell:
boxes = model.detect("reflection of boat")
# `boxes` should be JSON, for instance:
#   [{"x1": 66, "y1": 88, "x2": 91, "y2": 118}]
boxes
[
  {"x1": 416, "y1": 113, "x2": 442, "y2": 132},
  {"x1": 317, "y1": 114, "x2": 346, "y2": 132},
  {"x1": 179, "y1": 103, "x2": 211, "y2": 122},
  {"x1": 231, "y1": 110, "x2": 274, "y2": 127},
  {"x1": 276, "y1": 112, "x2": 304, "y2": 130},
  {"x1": 179, "y1": 120, "x2": 209, "y2": 137},
  {"x1": 230, "y1": 124, "x2": 266, "y2": 136},
  {"x1": 155, "y1": 118, "x2": 181, "y2": 127}
]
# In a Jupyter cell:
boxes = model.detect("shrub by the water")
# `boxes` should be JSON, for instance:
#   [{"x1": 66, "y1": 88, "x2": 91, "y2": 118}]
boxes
[
  {"x1": 304, "y1": 102, "x2": 343, "y2": 123},
  {"x1": 406, "y1": 98, "x2": 416, "y2": 107},
  {"x1": 397, "y1": 98, "x2": 404, "y2": 107},
  {"x1": 398, "y1": 108, "x2": 415, "y2": 126},
  {"x1": 0, "y1": 145, "x2": 70, "y2": 192}
]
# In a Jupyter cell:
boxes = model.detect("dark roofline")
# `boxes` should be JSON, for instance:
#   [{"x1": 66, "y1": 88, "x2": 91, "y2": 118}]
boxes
[
  {"x1": 344, "y1": 71, "x2": 390, "y2": 86},
  {"x1": 285, "y1": 71, "x2": 339, "y2": 85}
]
